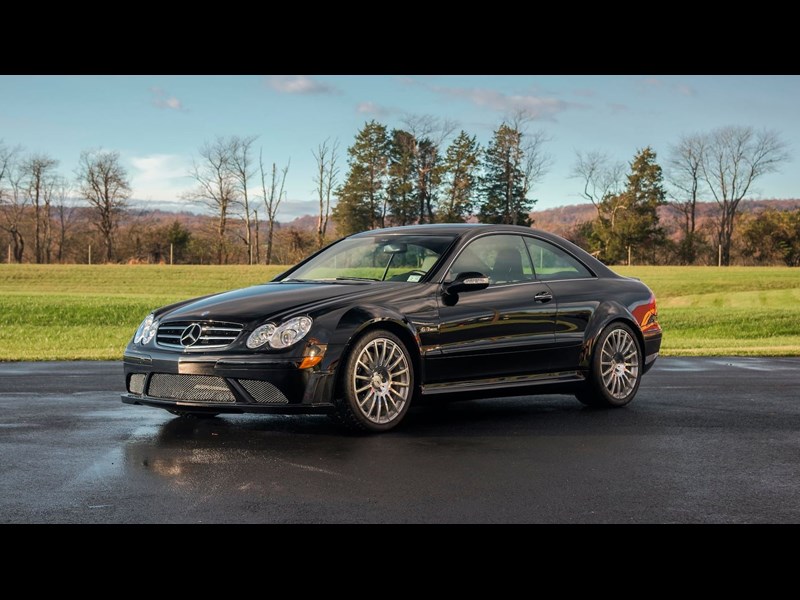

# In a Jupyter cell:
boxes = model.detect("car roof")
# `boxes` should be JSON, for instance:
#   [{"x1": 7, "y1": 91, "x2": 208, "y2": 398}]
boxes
[
  {"x1": 351, "y1": 223, "x2": 548, "y2": 237},
  {"x1": 349, "y1": 223, "x2": 617, "y2": 278}
]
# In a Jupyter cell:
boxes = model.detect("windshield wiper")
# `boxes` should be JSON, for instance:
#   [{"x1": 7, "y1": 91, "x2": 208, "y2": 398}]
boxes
[{"x1": 335, "y1": 276, "x2": 379, "y2": 282}]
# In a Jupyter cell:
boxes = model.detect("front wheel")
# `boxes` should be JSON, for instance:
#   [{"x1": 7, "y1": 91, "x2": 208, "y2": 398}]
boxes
[
  {"x1": 576, "y1": 322, "x2": 642, "y2": 408},
  {"x1": 333, "y1": 329, "x2": 414, "y2": 432}
]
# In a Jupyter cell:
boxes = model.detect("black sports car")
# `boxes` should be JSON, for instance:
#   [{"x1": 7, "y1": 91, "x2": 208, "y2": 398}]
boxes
[{"x1": 122, "y1": 224, "x2": 662, "y2": 432}]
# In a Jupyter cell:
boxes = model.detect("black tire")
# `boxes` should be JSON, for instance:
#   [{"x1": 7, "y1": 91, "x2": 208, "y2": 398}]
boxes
[
  {"x1": 333, "y1": 329, "x2": 415, "y2": 432},
  {"x1": 576, "y1": 322, "x2": 643, "y2": 408},
  {"x1": 167, "y1": 410, "x2": 220, "y2": 419}
]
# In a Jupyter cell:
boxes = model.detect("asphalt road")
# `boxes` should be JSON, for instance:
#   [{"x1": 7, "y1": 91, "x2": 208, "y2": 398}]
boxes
[{"x1": 1, "y1": 357, "x2": 798, "y2": 523}]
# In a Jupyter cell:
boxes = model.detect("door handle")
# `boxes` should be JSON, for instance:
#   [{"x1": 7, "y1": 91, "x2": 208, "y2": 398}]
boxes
[{"x1": 534, "y1": 291, "x2": 553, "y2": 303}]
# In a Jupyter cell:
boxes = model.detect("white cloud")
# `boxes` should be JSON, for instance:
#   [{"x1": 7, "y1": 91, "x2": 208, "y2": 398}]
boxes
[
  {"x1": 129, "y1": 154, "x2": 191, "y2": 202},
  {"x1": 267, "y1": 75, "x2": 337, "y2": 94},
  {"x1": 431, "y1": 85, "x2": 568, "y2": 120},
  {"x1": 150, "y1": 86, "x2": 185, "y2": 111},
  {"x1": 356, "y1": 101, "x2": 397, "y2": 117}
]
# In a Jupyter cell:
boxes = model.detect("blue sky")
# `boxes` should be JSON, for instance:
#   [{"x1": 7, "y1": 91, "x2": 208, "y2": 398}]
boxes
[{"x1": 1, "y1": 75, "x2": 797, "y2": 220}]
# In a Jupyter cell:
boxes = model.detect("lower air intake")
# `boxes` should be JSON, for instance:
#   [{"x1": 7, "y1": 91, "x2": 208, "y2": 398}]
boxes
[
  {"x1": 238, "y1": 379, "x2": 289, "y2": 404},
  {"x1": 147, "y1": 374, "x2": 236, "y2": 403},
  {"x1": 128, "y1": 373, "x2": 146, "y2": 395}
]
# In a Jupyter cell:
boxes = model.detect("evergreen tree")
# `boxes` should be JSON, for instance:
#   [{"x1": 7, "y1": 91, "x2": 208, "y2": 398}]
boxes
[
  {"x1": 438, "y1": 131, "x2": 480, "y2": 222},
  {"x1": 478, "y1": 124, "x2": 532, "y2": 225},
  {"x1": 332, "y1": 121, "x2": 389, "y2": 236},
  {"x1": 415, "y1": 138, "x2": 440, "y2": 224},
  {"x1": 386, "y1": 129, "x2": 418, "y2": 225},
  {"x1": 594, "y1": 147, "x2": 666, "y2": 264}
]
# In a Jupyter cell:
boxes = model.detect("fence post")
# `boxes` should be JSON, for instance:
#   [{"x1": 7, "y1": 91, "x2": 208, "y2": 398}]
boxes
[
  {"x1": 627, "y1": 245, "x2": 632, "y2": 266},
  {"x1": 7, "y1": 244, "x2": 11, "y2": 264},
  {"x1": 718, "y1": 244, "x2": 722, "y2": 267},
  {"x1": 88, "y1": 244, "x2": 92, "y2": 265},
  {"x1": 170, "y1": 243, "x2": 174, "y2": 265}
]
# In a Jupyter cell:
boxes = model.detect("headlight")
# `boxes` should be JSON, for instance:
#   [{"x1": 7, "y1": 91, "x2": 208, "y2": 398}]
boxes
[
  {"x1": 134, "y1": 314, "x2": 154, "y2": 344},
  {"x1": 246, "y1": 317, "x2": 313, "y2": 350},
  {"x1": 247, "y1": 323, "x2": 276, "y2": 349},
  {"x1": 142, "y1": 320, "x2": 159, "y2": 344}
]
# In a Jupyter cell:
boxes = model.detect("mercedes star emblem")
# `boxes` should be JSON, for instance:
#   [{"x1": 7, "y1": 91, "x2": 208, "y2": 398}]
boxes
[{"x1": 180, "y1": 323, "x2": 203, "y2": 347}]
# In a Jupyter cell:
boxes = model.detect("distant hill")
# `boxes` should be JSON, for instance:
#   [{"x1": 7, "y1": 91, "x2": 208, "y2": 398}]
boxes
[
  {"x1": 122, "y1": 198, "x2": 800, "y2": 240},
  {"x1": 531, "y1": 198, "x2": 800, "y2": 238}
]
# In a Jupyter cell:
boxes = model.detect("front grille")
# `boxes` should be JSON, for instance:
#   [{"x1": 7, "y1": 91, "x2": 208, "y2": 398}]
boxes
[
  {"x1": 238, "y1": 379, "x2": 289, "y2": 404},
  {"x1": 128, "y1": 373, "x2": 146, "y2": 395},
  {"x1": 147, "y1": 374, "x2": 236, "y2": 403},
  {"x1": 156, "y1": 320, "x2": 243, "y2": 350}
]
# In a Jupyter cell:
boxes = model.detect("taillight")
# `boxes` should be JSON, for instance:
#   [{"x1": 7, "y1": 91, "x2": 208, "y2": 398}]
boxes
[{"x1": 638, "y1": 295, "x2": 660, "y2": 333}]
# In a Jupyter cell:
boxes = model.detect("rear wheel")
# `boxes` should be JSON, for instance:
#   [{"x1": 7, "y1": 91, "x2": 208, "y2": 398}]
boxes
[
  {"x1": 167, "y1": 410, "x2": 220, "y2": 419},
  {"x1": 577, "y1": 322, "x2": 642, "y2": 408},
  {"x1": 333, "y1": 329, "x2": 414, "y2": 432}
]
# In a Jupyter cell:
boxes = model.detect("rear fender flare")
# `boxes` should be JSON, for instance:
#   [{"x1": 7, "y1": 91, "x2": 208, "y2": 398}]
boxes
[{"x1": 580, "y1": 301, "x2": 644, "y2": 369}]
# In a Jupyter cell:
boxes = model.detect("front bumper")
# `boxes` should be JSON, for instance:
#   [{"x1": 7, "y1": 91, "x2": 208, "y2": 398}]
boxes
[{"x1": 122, "y1": 347, "x2": 336, "y2": 414}]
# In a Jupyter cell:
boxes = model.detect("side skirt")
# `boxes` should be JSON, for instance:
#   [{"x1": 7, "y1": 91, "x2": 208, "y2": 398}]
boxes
[{"x1": 421, "y1": 371, "x2": 586, "y2": 400}]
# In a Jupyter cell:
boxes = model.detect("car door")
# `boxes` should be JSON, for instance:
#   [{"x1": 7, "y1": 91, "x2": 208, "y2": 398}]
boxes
[
  {"x1": 524, "y1": 236, "x2": 598, "y2": 372},
  {"x1": 426, "y1": 234, "x2": 557, "y2": 384}
]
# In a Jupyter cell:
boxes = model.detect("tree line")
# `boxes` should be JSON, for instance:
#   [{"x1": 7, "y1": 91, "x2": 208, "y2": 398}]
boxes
[
  {"x1": 332, "y1": 115, "x2": 550, "y2": 234},
  {"x1": 0, "y1": 121, "x2": 794, "y2": 267},
  {"x1": 572, "y1": 125, "x2": 791, "y2": 266}
]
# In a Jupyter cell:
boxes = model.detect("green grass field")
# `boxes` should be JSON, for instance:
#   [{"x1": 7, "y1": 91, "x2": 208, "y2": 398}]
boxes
[{"x1": 1, "y1": 264, "x2": 798, "y2": 360}]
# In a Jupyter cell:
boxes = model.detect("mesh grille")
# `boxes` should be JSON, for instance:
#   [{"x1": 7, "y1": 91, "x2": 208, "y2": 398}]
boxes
[
  {"x1": 156, "y1": 320, "x2": 243, "y2": 350},
  {"x1": 128, "y1": 373, "x2": 146, "y2": 395},
  {"x1": 147, "y1": 374, "x2": 236, "y2": 403},
  {"x1": 238, "y1": 379, "x2": 289, "y2": 404}
]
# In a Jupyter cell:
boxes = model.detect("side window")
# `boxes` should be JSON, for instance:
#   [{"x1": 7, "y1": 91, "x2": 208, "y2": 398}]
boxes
[
  {"x1": 449, "y1": 235, "x2": 533, "y2": 286},
  {"x1": 525, "y1": 237, "x2": 593, "y2": 281}
]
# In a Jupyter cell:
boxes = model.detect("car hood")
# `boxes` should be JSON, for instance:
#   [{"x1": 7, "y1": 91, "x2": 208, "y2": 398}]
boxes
[{"x1": 158, "y1": 281, "x2": 407, "y2": 326}]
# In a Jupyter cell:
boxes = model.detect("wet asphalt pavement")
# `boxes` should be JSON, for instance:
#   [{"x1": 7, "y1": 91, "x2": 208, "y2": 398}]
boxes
[{"x1": 1, "y1": 357, "x2": 798, "y2": 523}]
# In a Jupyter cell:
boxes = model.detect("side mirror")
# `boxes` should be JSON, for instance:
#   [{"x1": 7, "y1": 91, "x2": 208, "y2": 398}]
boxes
[{"x1": 444, "y1": 271, "x2": 490, "y2": 295}]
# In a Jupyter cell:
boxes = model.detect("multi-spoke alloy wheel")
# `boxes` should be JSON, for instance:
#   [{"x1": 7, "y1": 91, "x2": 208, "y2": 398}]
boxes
[
  {"x1": 600, "y1": 328, "x2": 639, "y2": 399},
  {"x1": 353, "y1": 337, "x2": 411, "y2": 424},
  {"x1": 576, "y1": 322, "x2": 642, "y2": 408},
  {"x1": 334, "y1": 329, "x2": 414, "y2": 432}
]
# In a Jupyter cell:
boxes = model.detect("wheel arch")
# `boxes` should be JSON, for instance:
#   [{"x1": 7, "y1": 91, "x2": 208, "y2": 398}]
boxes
[
  {"x1": 330, "y1": 309, "x2": 423, "y2": 399},
  {"x1": 580, "y1": 301, "x2": 646, "y2": 370}
]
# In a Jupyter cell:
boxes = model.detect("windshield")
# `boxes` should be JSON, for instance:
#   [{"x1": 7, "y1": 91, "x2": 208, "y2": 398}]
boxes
[{"x1": 285, "y1": 234, "x2": 457, "y2": 282}]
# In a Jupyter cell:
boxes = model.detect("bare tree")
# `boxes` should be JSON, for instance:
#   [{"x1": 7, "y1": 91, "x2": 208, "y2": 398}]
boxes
[
  {"x1": 185, "y1": 137, "x2": 237, "y2": 265},
  {"x1": 312, "y1": 138, "x2": 340, "y2": 248},
  {"x1": 506, "y1": 112, "x2": 554, "y2": 206},
  {"x1": 700, "y1": 126, "x2": 790, "y2": 266},
  {"x1": 75, "y1": 149, "x2": 131, "y2": 263},
  {"x1": 0, "y1": 147, "x2": 27, "y2": 262},
  {"x1": 229, "y1": 135, "x2": 258, "y2": 264},
  {"x1": 0, "y1": 141, "x2": 17, "y2": 198},
  {"x1": 571, "y1": 150, "x2": 625, "y2": 216},
  {"x1": 667, "y1": 133, "x2": 706, "y2": 264},
  {"x1": 22, "y1": 153, "x2": 59, "y2": 263},
  {"x1": 53, "y1": 178, "x2": 76, "y2": 263},
  {"x1": 259, "y1": 151, "x2": 289, "y2": 264}
]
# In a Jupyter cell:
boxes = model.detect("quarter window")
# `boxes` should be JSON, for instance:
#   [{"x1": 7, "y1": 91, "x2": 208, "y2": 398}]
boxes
[{"x1": 524, "y1": 237, "x2": 593, "y2": 280}]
